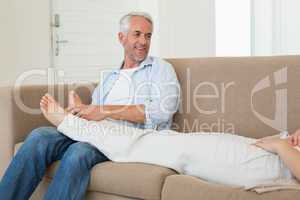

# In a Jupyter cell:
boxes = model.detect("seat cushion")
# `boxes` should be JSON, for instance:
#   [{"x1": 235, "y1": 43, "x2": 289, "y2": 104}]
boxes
[
  {"x1": 15, "y1": 142, "x2": 176, "y2": 200},
  {"x1": 162, "y1": 175, "x2": 300, "y2": 200}
]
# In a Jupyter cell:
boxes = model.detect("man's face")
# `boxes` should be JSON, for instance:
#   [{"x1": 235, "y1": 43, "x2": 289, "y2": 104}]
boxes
[{"x1": 119, "y1": 16, "x2": 153, "y2": 64}]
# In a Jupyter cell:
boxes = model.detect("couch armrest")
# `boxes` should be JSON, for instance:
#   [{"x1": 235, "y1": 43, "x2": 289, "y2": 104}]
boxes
[
  {"x1": 0, "y1": 83, "x2": 95, "y2": 178},
  {"x1": 0, "y1": 86, "x2": 15, "y2": 178}
]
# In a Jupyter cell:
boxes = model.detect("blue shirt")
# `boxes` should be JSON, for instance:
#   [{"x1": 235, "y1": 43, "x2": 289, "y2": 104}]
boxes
[{"x1": 92, "y1": 56, "x2": 180, "y2": 130}]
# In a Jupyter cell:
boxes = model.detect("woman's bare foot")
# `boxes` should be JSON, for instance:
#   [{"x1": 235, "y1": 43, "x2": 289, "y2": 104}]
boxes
[
  {"x1": 68, "y1": 90, "x2": 82, "y2": 108},
  {"x1": 40, "y1": 94, "x2": 66, "y2": 126}
]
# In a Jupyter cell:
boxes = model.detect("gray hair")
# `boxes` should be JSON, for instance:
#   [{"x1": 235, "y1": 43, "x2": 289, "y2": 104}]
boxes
[{"x1": 119, "y1": 12, "x2": 153, "y2": 34}]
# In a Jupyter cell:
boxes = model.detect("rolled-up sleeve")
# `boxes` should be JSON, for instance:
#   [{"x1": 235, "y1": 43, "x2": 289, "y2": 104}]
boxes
[{"x1": 144, "y1": 62, "x2": 180, "y2": 129}]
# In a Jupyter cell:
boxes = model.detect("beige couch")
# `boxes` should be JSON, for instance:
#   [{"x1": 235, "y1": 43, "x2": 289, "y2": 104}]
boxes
[{"x1": 1, "y1": 56, "x2": 300, "y2": 200}]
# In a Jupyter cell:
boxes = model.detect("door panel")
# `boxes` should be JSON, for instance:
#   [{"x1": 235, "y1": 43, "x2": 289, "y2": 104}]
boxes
[{"x1": 51, "y1": 0, "x2": 139, "y2": 70}]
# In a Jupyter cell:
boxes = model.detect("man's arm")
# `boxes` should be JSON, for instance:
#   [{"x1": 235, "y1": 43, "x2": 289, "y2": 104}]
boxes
[
  {"x1": 276, "y1": 141, "x2": 300, "y2": 181},
  {"x1": 69, "y1": 104, "x2": 145, "y2": 124},
  {"x1": 72, "y1": 60, "x2": 180, "y2": 127},
  {"x1": 255, "y1": 138, "x2": 300, "y2": 181},
  {"x1": 103, "y1": 104, "x2": 145, "y2": 124},
  {"x1": 142, "y1": 62, "x2": 180, "y2": 129}
]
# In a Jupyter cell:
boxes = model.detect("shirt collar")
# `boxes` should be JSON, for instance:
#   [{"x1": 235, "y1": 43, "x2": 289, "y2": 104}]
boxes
[{"x1": 113, "y1": 56, "x2": 153, "y2": 74}]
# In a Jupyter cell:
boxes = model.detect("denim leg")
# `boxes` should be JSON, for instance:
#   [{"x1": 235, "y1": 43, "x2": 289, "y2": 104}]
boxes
[
  {"x1": 44, "y1": 142, "x2": 109, "y2": 200},
  {"x1": 0, "y1": 126, "x2": 75, "y2": 200}
]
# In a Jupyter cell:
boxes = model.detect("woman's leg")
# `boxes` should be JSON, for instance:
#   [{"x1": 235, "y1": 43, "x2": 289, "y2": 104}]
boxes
[
  {"x1": 46, "y1": 94, "x2": 300, "y2": 186},
  {"x1": 40, "y1": 93, "x2": 145, "y2": 161},
  {"x1": 40, "y1": 94, "x2": 66, "y2": 126}
]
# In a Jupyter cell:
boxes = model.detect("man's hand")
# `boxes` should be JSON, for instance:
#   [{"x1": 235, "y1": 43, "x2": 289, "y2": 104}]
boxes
[
  {"x1": 288, "y1": 129, "x2": 300, "y2": 146},
  {"x1": 68, "y1": 105, "x2": 108, "y2": 121},
  {"x1": 66, "y1": 90, "x2": 83, "y2": 111}
]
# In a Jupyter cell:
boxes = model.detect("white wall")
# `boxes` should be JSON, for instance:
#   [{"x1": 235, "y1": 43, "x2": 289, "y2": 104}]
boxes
[
  {"x1": 0, "y1": 0, "x2": 17, "y2": 86},
  {"x1": 14, "y1": 0, "x2": 51, "y2": 85},
  {"x1": 0, "y1": 0, "x2": 51, "y2": 86},
  {"x1": 137, "y1": 0, "x2": 160, "y2": 57},
  {"x1": 159, "y1": 0, "x2": 215, "y2": 58},
  {"x1": 14, "y1": 0, "x2": 51, "y2": 70}
]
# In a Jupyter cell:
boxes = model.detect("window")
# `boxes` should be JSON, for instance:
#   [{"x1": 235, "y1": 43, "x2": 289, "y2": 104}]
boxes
[{"x1": 215, "y1": 0, "x2": 251, "y2": 56}]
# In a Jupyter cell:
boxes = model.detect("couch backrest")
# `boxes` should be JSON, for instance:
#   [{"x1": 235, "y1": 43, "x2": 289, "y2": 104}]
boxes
[
  {"x1": 11, "y1": 56, "x2": 300, "y2": 142},
  {"x1": 167, "y1": 56, "x2": 300, "y2": 138}
]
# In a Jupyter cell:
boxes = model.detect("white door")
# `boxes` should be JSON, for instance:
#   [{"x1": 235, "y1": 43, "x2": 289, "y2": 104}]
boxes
[{"x1": 50, "y1": 0, "x2": 139, "y2": 81}]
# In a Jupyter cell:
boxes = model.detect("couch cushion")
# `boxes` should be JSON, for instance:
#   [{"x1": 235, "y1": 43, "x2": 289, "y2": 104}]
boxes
[
  {"x1": 15, "y1": 142, "x2": 176, "y2": 200},
  {"x1": 162, "y1": 175, "x2": 300, "y2": 200}
]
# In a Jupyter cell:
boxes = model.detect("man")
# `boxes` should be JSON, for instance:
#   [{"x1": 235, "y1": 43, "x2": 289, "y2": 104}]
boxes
[{"x1": 0, "y1": 12, "x2": 180, "y2": 200}]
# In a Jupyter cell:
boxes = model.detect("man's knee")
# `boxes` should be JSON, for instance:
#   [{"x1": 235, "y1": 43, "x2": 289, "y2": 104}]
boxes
[
  {"x1": 23, "y1": 126, "x2": 60, "y2": 151},
  {"x1": 61, "y1": 142, "x2": 107, "y2": 169},
  {"x1": 27, "y1": 126, "x2": 58, "y2": 140}
]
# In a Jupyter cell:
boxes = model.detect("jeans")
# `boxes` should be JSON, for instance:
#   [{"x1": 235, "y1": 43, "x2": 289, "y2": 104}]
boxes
[{"x1": 0, "y1": 126, "x2": 109, "y2": 200}]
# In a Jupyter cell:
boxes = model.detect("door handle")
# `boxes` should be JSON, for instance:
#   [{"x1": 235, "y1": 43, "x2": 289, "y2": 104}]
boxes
[
  {"x1": 56, "y1": 40, "x2": 69, "y2": 44},
  {"x1": 55, "y1": 35, "x2": 69, "y2": 56},
  {"x1": 53, "y1": 14, "x2": 60, "y2": 28}
]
